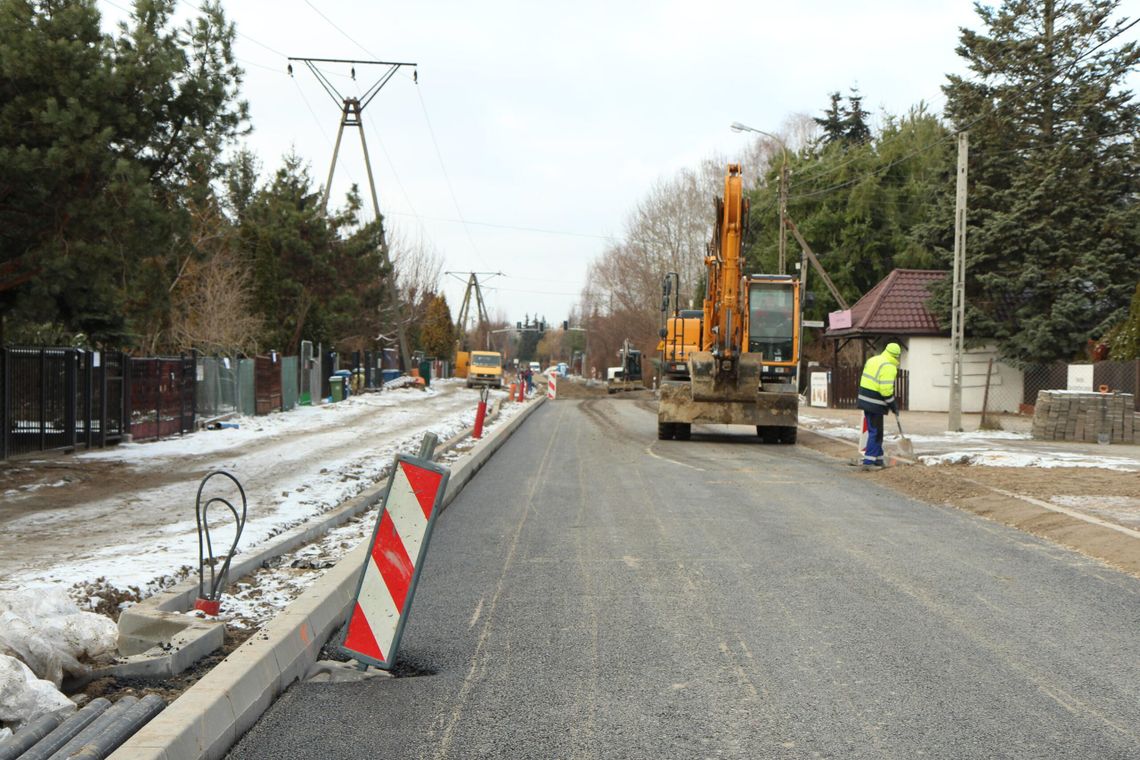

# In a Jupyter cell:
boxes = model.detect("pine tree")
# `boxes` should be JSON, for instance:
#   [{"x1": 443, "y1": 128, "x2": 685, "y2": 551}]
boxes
[
  {"x1": 937, "y1": 0, "x2": 1140, "y2": 365},
  {"x1": 0, "y1": 0, "x2": 248, "y2": 346}
]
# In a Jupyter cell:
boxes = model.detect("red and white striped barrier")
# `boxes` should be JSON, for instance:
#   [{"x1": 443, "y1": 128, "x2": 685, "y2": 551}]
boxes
[
  {"x1": 547, "y1": 374, "x2": 557, "y2": 400},
  {"x1": 341, "y1": 456, "x2": 450, "y2": 669}
]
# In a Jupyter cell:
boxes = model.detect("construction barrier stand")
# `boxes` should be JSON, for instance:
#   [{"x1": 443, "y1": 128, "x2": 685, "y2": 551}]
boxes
[{"x1": 340, "y1": 454, "x2": 450, "y2": 669}]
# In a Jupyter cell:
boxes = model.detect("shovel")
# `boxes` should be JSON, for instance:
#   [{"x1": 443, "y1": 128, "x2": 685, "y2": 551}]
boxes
[{"x1": 893, "y1": 411, "x2": 915, "y2": 460}]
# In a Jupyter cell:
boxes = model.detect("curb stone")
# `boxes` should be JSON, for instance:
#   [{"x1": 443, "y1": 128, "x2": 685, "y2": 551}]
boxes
[{"x1": 108, "y1": 397, "x2": 545, "y2": 760}]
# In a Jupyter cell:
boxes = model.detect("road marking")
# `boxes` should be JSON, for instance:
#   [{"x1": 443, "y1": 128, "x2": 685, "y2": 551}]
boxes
[
  {"x1": 644, "y1": 442, "x2": 706, "y2": 471},
  {"x1": 467, "y1": 597, "x2": 484, "y2": 630}
]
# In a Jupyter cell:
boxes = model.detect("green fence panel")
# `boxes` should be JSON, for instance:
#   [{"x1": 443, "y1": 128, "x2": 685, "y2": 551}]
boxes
[
  {"x1": 238, "y1": 358, "x2": 256, "y2": 417},
  {"x1": 281, "y1": 356, "x2": 299, "y2": 410}
]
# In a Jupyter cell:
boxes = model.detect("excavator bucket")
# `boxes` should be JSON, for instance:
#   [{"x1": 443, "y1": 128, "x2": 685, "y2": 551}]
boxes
[{"x1": 689, "y1": 351, "x2": 763, "y2": 402}]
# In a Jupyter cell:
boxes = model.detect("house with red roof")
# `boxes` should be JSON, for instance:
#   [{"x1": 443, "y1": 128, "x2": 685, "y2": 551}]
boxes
[{"x1": 823, "y1": 269, "x2": 1023, "y2": 413}]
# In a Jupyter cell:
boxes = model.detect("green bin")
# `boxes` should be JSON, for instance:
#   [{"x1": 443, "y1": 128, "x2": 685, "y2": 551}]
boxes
[
  {"x1": 418, "y1": 360, "x2": 432, "y2": 388},
  {"x1": 329, "y1": 376, "x2": 344, "y2": 402}
]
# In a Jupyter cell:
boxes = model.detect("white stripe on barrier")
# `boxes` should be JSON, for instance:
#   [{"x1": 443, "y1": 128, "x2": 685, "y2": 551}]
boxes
[
  {"x1": 386, "y1": 467, "x2": 429, "y2": 561},
  {"x1": 357, "y1": 557, "x2": 400, "y2": 648}
]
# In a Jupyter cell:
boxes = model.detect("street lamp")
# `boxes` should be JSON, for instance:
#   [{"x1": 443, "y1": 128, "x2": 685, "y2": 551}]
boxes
[{"x1": 730, "y1": 121, "x2": 790, "y2": 276}]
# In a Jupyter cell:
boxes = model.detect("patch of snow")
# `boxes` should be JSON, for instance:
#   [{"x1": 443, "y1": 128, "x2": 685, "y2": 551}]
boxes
[{"x1": 919, "y1": 450, "x2": 1140, "y2": 472}]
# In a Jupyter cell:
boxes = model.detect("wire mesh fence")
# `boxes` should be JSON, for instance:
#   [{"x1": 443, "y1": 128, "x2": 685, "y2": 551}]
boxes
[{"x1": 980, "y1": 360, "x2": 1139, "y2": 422}]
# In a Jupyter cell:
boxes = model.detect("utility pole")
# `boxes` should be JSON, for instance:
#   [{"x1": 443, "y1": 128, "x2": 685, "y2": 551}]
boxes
[
  {"x1": 290, "y1": 56, "x2": 417, "y2": 371},
  {"x1": 778, "y1": 161, "x2": 789, "y2": 275},
  {"x1": 948, "y1": 131, "x2": 969, "y2": 432}
]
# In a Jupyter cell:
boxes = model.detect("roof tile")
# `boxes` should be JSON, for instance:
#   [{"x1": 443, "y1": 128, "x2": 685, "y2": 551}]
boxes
[{"x1": 827, "y1": 269, "x2": 947, "y2": 337}]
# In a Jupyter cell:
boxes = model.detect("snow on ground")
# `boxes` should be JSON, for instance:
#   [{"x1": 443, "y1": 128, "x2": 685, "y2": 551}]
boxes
[
  {"x1": 1, "y1": 381, "x2": 520, "y2": 603},
  {"x1": 798, "y1": 413, "x2": 1140, "y2": 472},
  {"x1": 919, "y1": 450, "x2": 1140, "y2": 471}
]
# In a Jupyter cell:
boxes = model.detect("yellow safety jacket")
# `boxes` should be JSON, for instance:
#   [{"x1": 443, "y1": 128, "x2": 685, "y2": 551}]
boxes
[{"x1": 857, "y1": 351, "x2": 899, "y2": 413}]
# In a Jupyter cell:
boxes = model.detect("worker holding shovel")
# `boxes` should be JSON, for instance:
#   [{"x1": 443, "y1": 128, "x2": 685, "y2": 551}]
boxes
[{"x1": 856, "y1": 342, "x2": 902, "y2": 471}]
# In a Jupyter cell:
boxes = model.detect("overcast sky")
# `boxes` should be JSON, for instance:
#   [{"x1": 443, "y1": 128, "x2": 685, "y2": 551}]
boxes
[{"x1": 93, "y1": 1, "x2": 1129, "y2": 326}]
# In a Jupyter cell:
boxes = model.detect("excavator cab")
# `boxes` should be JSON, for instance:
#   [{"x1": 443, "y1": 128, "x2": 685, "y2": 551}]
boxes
[{"x1": 746, "y1": 275, "x2": 800, "y2": 392}]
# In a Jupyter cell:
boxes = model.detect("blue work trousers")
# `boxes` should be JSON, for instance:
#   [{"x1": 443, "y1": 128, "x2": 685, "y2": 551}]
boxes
[{"x1": 863, "y1": 412, "x2": 885, "y2": 465}]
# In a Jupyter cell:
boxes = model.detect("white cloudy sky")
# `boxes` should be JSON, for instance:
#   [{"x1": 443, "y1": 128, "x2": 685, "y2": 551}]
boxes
[{"x1": 93, "y1": 1, "x2": 1130, "y2": 324}]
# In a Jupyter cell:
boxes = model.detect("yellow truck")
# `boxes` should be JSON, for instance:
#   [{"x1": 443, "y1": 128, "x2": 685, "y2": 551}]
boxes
[{"x1": 465, "y1": 350, "x2": 503, "y2": 389}]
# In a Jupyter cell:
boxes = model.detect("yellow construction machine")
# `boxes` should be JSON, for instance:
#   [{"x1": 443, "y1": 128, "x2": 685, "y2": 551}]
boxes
[{"x1": 657, "y1": 164, "x2": 801, "y2": 442}]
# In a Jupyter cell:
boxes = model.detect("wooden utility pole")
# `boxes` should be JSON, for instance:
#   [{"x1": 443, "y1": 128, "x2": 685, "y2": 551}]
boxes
[
  {"x1": 948, "y1": 131, "x2": 969, "y2": 432},
  {"x1": 778, "y1": 162, "x2": 788, "y2": 275}
]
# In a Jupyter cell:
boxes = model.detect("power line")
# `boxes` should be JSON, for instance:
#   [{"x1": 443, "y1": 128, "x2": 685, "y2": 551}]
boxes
[
  {"x1": 414, "y1": 85, "x2": 487, "y2": 267},
  {"x1": 301, "y1": 0, "x2": 378, "y2": 60},
  {"x1": 386, "y1": 211, "x2": 617, "y2": 241}
]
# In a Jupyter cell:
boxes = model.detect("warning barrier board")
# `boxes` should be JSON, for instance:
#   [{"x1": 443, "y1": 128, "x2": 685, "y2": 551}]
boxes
[
  {"x1": 547, "y1": 374, "x2": 557, "y2": 399},
  {"x1": 341, "y1": 455, "x2": 450, "y2": 669}
]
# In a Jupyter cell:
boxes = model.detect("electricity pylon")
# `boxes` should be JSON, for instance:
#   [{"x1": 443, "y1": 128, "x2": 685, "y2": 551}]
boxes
[{"x1": 289, "y1": 56, "x2": 417, "y2": 370}]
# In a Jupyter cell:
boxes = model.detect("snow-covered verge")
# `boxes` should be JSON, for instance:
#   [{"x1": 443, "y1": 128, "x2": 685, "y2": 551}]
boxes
[
  {"x1": 4, "y1": 384, "x2": 499, "y2": 599},
  {"x1": 0, "y1": 384, "x2": 534, "y2": 731}
]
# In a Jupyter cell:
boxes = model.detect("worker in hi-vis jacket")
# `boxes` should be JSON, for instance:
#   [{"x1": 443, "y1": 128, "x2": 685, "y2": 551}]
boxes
[{"x1": 856, "y1": 342, "x2": 901, "y2": 470}]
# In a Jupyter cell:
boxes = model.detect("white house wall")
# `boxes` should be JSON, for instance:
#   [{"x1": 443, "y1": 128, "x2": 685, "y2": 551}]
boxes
[{"x1": 901, "y1": 338, "x2": 1024, "y2": 413}]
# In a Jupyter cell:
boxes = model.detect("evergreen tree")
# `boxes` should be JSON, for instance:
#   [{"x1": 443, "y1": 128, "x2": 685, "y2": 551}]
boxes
[
  {"x1": 745, "y1": 105, "x2": 951, "y2": 320},
  {"x1": 813, "y1": 92, "x2": 847, "y2": 145},
  {"x1": 0, "y1": 0, "x2": 247, "y2": 346},
  {"x1": 933, "y1": 0, "x2": 1139, "y2": 365},
  {"x1": 844, "y1": 88, "x2": 872, "y2": 144},
  {"x1": 238, "y1": 153, "x2": 385, "y2": 354},
  {"x1": 419, "y1": 293, "x2": 455, "y2": 358}
]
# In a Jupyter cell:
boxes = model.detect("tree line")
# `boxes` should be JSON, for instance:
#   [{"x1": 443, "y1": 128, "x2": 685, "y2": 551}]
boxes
[
  {"x1": 0, "y1": 0, "x2": 456, "y2": 363},
  {"x1": 577, "y1": 0, "x2": 1139, "y2": 369}
]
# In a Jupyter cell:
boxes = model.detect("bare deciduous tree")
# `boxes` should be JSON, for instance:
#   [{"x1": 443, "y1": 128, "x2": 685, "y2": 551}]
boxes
[{"x1": 170, "y1": 251, "x2": 263, "y2": 355}]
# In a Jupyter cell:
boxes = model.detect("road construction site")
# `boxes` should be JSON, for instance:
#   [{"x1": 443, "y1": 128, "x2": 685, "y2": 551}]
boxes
[{"x1": 2, "y1": 378, "x2": 1139, "y2": 759}]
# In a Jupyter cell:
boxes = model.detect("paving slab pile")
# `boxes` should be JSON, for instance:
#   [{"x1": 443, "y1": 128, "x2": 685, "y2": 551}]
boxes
[{"x1": 1032, "y1": 391, "x2": 1135, "y2": 443}]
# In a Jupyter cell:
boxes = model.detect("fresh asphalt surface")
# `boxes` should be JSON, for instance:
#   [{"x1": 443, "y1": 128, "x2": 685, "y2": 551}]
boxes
[{"x1": 228, "y1": 397, "x2": 1140, "y2": 759}]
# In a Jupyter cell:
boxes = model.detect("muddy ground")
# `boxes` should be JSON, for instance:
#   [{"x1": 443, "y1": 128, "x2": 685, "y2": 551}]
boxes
[{"x1": 796, "y1": 430, "x2": 1140, "y2": 578}]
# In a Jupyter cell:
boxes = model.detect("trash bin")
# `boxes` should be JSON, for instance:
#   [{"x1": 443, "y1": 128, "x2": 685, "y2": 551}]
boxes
[
  {"x1": 334, "y1": 369, "x2": 353, "y2": 398},
  {"x1": 329, "y1": 376, "x2": 344, "y2": 402},
  {"x1": 418, "y1": 360, "x2": 432, "y2": 388},
  {"x1": 381, "y1": 369, "x2": 400, "y2": 384}
]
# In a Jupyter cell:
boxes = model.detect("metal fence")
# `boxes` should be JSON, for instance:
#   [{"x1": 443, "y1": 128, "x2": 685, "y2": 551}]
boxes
[
  {"x1": 255, "y1": 355, "x2": 283, "y2": 415},
  {"x1": 1, "y1": 347, "x2": 127, "y2": 459},
  {"x1": 981, "y1": 359, "x2": 1139, "y2": 417},
  {"x1": 127, "y1": 356, "x2": 196, "y2": 442},
  {"x1": 281, "y1": 356, "x2": 299, "y2": 410}
]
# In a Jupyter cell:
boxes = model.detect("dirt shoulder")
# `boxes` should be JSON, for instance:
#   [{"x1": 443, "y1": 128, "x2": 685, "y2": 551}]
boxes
[{"x1": 798, "y1": 429, "x2": 1140, "y2": 579}]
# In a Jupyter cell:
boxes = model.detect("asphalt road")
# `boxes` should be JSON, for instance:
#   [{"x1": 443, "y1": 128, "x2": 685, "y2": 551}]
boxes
[{"x1": 228, "y1": 397, "x2": 1140, "y2": 759}]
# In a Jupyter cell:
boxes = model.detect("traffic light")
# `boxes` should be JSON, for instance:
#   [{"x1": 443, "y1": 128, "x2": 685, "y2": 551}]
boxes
[{"x1": 562, "y1": 320, "x2": 569, "y2": 330}]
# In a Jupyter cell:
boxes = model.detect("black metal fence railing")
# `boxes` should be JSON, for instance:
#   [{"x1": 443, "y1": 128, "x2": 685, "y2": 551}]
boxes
[{"x1": 1, "y1": 347, "x2": 127, "y2": 459}]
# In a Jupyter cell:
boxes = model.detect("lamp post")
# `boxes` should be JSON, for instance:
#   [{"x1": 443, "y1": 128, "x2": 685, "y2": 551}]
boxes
[{"x1": 730, "y1": 122, "x2": 790, "y2": 276}]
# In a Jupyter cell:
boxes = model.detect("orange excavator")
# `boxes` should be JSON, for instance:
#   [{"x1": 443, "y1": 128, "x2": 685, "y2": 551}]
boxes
[{"x1": 657, "y1": 164, "x2": 800, "y2": 442}]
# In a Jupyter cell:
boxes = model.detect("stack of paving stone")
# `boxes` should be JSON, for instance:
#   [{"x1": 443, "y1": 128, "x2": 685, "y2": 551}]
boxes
[{"x1": 1031, "y1": 391, "x2": 1135, "y2": 443}]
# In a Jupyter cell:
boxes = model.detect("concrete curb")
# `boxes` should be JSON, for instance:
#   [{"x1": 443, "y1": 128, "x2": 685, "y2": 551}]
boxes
[
  {"x1": 109, "y1": 397, "x2": 545, "y2": 760},
  {"x1": 96, "y1": 398, "x2": 513, "y2": 684}
]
